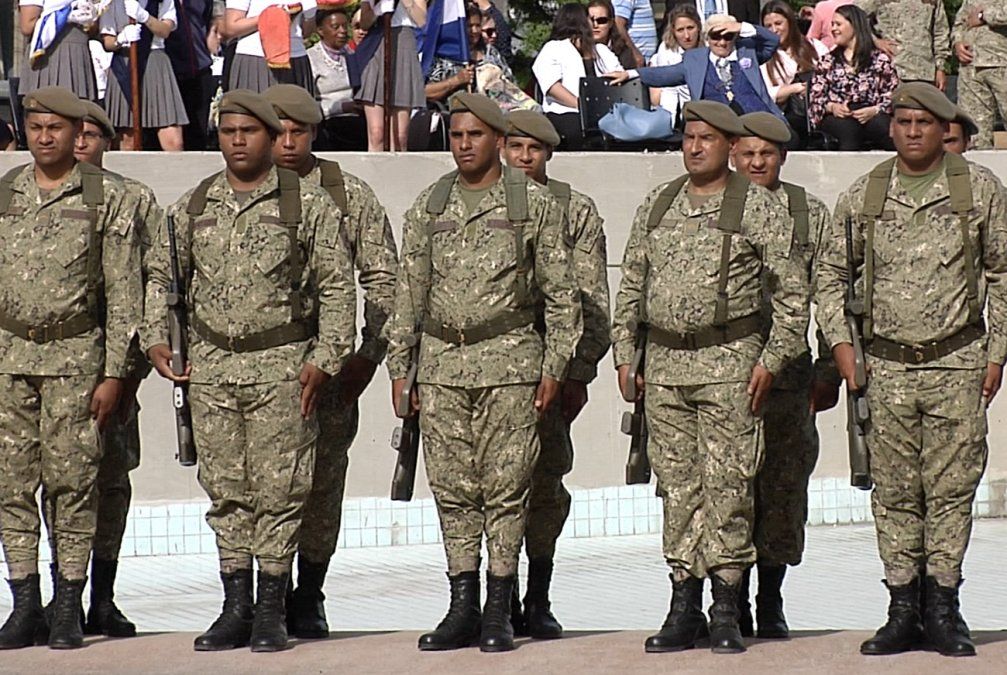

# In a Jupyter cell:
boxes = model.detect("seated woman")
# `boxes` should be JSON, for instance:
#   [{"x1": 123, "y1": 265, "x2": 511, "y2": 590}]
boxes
[
  {"x1": 588, "y1": 0, "x2": 635, "y2": 69},
  {"x1": 307, "y1": 7, "x2": 365, "y2": 150},
  {"x1": 532, "y1": 2, "x2": 623, "y2": 149},
  {"x1": 224, "y1": 0, "x2": 317, "y2": 94},
  {"x1": 425, "y1": 4, "x2": 512, "y2": 103},
  {"x1": 760, "y1": 0, "x2": 829, "y2": 148},
  {"x1": 648, "y1": 3, "x2": 701, "y2": 127},
  {"x1": 807, "y1": 4, "x2": 898, "y2": 150}
]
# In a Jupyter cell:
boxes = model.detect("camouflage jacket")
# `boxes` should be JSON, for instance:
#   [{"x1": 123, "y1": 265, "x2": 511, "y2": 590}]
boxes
[
  {"x1": 953, "y1": 0, "x2": 1007, "y2": 66},
  {"x1": 858, "y1": 0, "x2": 951, "y2": 81},
  {"x1": 386, "y1": 167, "x2": 582, "y2": 387},
  {"x1": 141, "y1": 167, "x2": 356, "y2": 385},
  {"x1": 612, "y1": 175, "x2": 810, "y2": 387},
  {"x1": 556, "y1": 183, "x2": 611, "y2": 384},
  {"x1": 306, "y1": 159, "x2": 398, "y2": 365},
  {"x1": 0, "y1": 162, "x2": 143, "y2": 379},
  {"x1": 117, "y1": 174, "x2": 160, "y2": 380},
  {"x1": 815, "y1": 156, "x2": 1007, "y2": 371}
]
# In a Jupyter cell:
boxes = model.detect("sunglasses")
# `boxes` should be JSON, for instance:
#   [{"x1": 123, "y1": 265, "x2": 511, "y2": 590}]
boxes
[
  {"x1": 482, "y1": 28, "x2": 497, "y2": 36},
  {"x1": 590, "y1": 16, "x2": 611, "y2": 25},
  {"x1": 709, "y1": 31, "x2": 738, "y2": 41}
]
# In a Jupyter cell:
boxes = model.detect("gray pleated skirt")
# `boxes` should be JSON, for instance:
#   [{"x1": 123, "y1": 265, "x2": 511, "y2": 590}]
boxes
[
  {"x1": 356, "y1": 26, "x2": 424, "y2": 109},
  {"x1": 20, "y1": 25, "x2": 98, "y2": 101},
  {"x1": 104, "y1": 50, "x2": 190, "y2": 129},
  {"x1": 227, "y1": 53, "x2": 317, "y2": 96}
]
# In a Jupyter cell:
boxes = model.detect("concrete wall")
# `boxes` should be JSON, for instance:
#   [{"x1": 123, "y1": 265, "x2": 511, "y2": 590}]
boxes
[{"x1": 3, "y1": 150, "x2": 1007, "y2": 504}]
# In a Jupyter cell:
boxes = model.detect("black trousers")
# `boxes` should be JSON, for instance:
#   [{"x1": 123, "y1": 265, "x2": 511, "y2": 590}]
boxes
[
  {"x1": 820, "y1": 113, "x2": 895, "y2": 151},
  {"x1": 315, "y1": 115, "x2": 368, "y2": 152},
  {"x1": 176, "y1": 67, "x2": 216, "y2": 151}
]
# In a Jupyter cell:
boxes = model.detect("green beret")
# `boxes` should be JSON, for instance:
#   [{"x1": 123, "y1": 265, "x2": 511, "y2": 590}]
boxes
[
  {"x1": 953, "y1": 105, "x2": 979, "y2": 138},
  {"x1": 505, "y1": 110, "x2": 561, "y2": 147},
  {"x1": 263, "y1": 84, "x2": 323, "y2": 125},
  {"x1": 891, "y1": 82, "x2": 956, "y2": 122},
  {"x1": 740, "y1": 111, "x2": 792, "y2": 145},
  {"x1": 23, "y1": 87, "x2": 87, "y2": 121},
  {"x1": 449, "y1": 92, "x2": 506, "y2": 134},
  {"x1": 80, "y1": 100, "x2": 115, "y2": 139},
  {"x1": 219, "y1": 89, "x2": 284, "y2": 134},
  {"x1": 682, "y1": 101, "x2": 745, "y2": 137}
]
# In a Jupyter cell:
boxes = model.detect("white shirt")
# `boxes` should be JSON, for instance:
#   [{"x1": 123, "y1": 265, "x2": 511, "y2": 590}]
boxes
[
  {"x1": 100, "y1": 0, "x2": 178, "y2": 50},
  {"x1": 649, "y1": 43, "x2": 690, "y2": 124},
  {"x1": 532, "y1": 39, "x2": 624, "y2": 115},
  {"x1": 367, "y1": 0, "x2": 418, "y2": 29},
  {"x1": 227, "y1": 0, "x2": 317, "y2": 58},
  {"x1": 759, "y1": 38, "x2": 829, "y2": 102}
]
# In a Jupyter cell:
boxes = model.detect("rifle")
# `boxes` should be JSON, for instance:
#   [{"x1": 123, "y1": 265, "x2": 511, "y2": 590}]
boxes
[
  {"x1": 390, "y1": 334, "x2": 420, "y2": 501},
  {"x1": 166, "y1": 214, "x2": 197, "y2": 466},
  {"x1": 621, "y1": 320, "x2": 651, "y2": 485},
  {"x1": 844, "y1": 216, "x2": 871, "y2": 490}
]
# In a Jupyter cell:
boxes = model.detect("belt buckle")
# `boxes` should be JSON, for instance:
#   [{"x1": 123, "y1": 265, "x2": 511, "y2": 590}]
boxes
[
  {"x1": 27, "y1": 327, "x2": 37, "y2": 342},
  {"x1": 909, "y1": 344, "x2": 926, "y2": 364}
]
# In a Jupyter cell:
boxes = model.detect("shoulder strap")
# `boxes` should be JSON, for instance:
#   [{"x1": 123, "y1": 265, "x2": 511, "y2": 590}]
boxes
[
  {"x1": 426, "y1": 171, "x2": 459, "y2": 216},
  {"x1": 781, "y1": 182, "x2": 809, "y2": 247},
  {"x1": 862, "y1": 157, "x2": 896, "y2": 218},
  {"x1": 503, "y1": 167, "x2": 531, "y2": 304},
  {"x1": 318, "y1": 158, "x2": 348, "y2": 212},
  {"x1": 861, "y1": 157, "x2": 896, "y2": 340},
  {"x1": 186, "y1": 172, "x2": 221, "y2": 217},
  {"x1": 712, "y1": 173, "x2": 751, "y2": 326},
  {"x1": 78, "y1": 162, "x2": 105, "y2": 320},
  {"x1": 276, "y1": 167, "x2": 306, "y2": 322},
  {"x1": 945, "y1": 153, "x2": 981, "y2": 325},
  {"x1": 546, "y1": 179, "x2": 572, "y2": 214},
  {"x1": 0, "y1": 164, "x2": 28, "y2": 214},
  {"x1": 646, "y1": 175, "x2": 690, "y2": 233}
]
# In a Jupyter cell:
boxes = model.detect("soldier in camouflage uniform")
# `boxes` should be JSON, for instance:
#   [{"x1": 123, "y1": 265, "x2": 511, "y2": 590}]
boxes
[
  {"x1": 815, "y1": 83, "x2": 1007, "y2": 657},
  {"x1": 952, "y1": 0, "x2": 1007, "y2": 148},
  {"x1": 386, "y1": 93, "x2": 581, "y2": 653},
  {"x1": 0, "y1": 87, "x2": 144, "y2": 650},
  {"x1": 501, "y1": 109, "x2": 611, "y2": 640},
  {"x1": 262, "y1": 84, "x2": 399, "y2": 639},
  {"x1": 143, "y1": 90, "x2": 356, "y2": 653},
  {"x1": 730, "y1": 111, "x2": 840, "y2": 639},
  {"x1": 944, "y1": 106, "x2": 980, "y2": 155},
  {"x1": 858, "y1": 0, "x2": 951, "y2": 89},
  {"x1": 612, "y1": 101, "x2": 809, "y2": 655}
]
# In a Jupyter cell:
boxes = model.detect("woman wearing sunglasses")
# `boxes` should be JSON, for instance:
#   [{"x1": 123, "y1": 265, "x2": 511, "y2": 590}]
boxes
[{"x1": 587, "y1": 0, "x2": 636, "y2": 69}]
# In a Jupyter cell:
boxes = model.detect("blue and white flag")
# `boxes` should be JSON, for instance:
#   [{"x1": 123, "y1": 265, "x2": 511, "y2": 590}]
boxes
[
  {"x1": 29, "y1": 1, "x2": 74, "y2": 65},
  {"x1": 417, "y1": 0, "x2": 470, "y2": 78}
]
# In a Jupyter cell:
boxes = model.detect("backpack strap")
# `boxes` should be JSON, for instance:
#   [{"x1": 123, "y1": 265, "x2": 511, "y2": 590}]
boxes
[
  {"x1": 0, "y1": 164, "x2": 28, "y2": 214},
  {"x1": 318, "y1": 158, "x2": 348, "y2": 212},
  {"x1": 945, "y1": 153, "x2": 981, "y2": 325},
  {"x1": 502, "y1": 167, "x2": 532, "y2": 305},
  {"x1": 712, "y1": 172, "x2": 751, "y2": 326},
  {"x1": 277, "y1": 167, "x2": 305, "y2": 322},
  {"x1": 79, "y1": 162, "x2": 105, "y2": 321},
  {"x1": 860, "y1": 157, "x2": 897, "y2": 340},
  {"x1": 781, "y1": 182, "x2": 810, "y2": 247},
  {"x1": 645, "y1": 175, "x2": 690, "y2": 233},
  {"x1": 546, "y1": 179, "x2": 572, "y2": 214}
]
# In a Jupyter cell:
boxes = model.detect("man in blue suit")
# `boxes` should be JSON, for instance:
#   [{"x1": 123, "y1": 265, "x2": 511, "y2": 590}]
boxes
[{"x1": 607, "y1": 14, "x2": 784, "y2": 120}]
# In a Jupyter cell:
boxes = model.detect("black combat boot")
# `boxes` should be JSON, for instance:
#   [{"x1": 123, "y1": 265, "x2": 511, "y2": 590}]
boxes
[
  {"x1": 288, "y1": 557, "x2": 330, "y2": 639},
  {"x1": 43, "y1": 562, "x2": 58, "y2": 623},
  {"x1": 250, "y1": 571, "x2": 290, "y2": 652},
  {"x1": 481, "y1": 574, "x2": 516, "y2": 652},
  {"x1": 193, "y1": 570, "x2": 254, "y2": 651},
  {"x1": 523, "y1": 558, "x2": 562, "y2": 639},
  {"x1": 48, "y1": 576, "x2": 86, "y2": 649},
  {"x1": 708, "y1": 574, "x2": 746, "y2": 654},
  {"x1": 737, "y1": 567, "x2": 753, "y2": 638},
  {"x1": 923, "y1": 577, "x2": 975, "y2": 657},
  {"x1": 755, "y1": 564, "x2": 789, "y2": 639},
  {"x1": 85, "y1": 557, "x2": 136, "y2": 637},
  {"x1": 0, "y1": 575, "x2": 48, "y2": 649},
  {"x1": 510, "y1": 582, "x2": 528, "y2": 637},
  {"x1": 860, "y1": 578, "x2": 923, "y2": 655},
  {"x1": 418, "y1": 571, "x2": 481, "y2": 651},
  {"x1": 644, "y1": 574, "x2": 708, "y2": 652}
]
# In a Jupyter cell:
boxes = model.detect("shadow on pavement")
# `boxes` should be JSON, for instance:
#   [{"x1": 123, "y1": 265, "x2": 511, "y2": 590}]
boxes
[{"x1": 974, "y1": 631, "x2": 1007, "y2": 646}]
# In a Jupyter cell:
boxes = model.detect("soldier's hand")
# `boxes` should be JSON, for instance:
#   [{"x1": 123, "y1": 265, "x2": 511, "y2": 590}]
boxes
[
  {"x1": 535, "y1": 376, "x2": 561, "y2": 418},
  {"x1": 832, "y1": 342, "x2": 859, "y2": 391},
  {"x1": 617, "y1": 364, "x2": 644, "y2": 402},
  {"x1": 809, "y1": 378, "x2": 841, "y2": 413},
  {"x1": 983, "y1": 362, "x2": 1003, "y2": 406},
  {"x1": 747, "y1": 364, "x2": 773, "y2": 414},
  {"x1": 391, "y1": 378, "x2": 420, "y2": 418},
  {"x1": 336, "y1": 353, "x2": 378, "y2": 405},
  {"x1": 91, "y1": 378, "x2": 124, "y2": 431},
  {"x1": 955, "y1": 43, "x2": 974, "y2": 65},
  {"x1": 147, "y1": 344, "x2": 191, "y2": 382},
  {"x1": 560, "y1": 380, "x2": 589, "y2": 423},
  {"x1": 299, "y1": 362, "x2": 331, "y2": 418},
  {"x1": 935, "y1": 70, "x2": 947, "y2": 92}
]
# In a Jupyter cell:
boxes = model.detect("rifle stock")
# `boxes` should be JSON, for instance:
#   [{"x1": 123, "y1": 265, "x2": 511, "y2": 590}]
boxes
[
  {"x1": 166, "y1": 215, "x2": 197, "y2": 466},
  {"x1": 844, "y1": 216, "x2": 871, "y2": 490},
  {"x1": 622, "y1": 320, "x2": 651, "y2": 485},
  {"x1": 390, "y1": 340, "x2": 420, "y2": 501}
]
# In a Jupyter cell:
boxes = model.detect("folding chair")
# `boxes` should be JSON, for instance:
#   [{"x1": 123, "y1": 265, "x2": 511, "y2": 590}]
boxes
[{"x1": 578, "y1": 76, "x2": 681, "y2": 151}]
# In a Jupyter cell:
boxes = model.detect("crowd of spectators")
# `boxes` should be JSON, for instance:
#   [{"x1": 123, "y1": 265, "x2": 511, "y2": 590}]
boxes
[{"x1": 9, "y1": 0, "x2": 1007, "y2": 152}]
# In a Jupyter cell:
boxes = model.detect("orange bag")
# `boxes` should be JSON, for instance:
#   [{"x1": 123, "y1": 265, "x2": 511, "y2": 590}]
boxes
[{"x1": 259, "y1": 5, "x2": 294, "y2": 69}]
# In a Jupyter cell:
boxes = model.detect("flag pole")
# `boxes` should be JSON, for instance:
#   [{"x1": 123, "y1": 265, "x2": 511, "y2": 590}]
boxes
[{"x1": 129, "y1": 18, "x2": 142, "y2": 150}]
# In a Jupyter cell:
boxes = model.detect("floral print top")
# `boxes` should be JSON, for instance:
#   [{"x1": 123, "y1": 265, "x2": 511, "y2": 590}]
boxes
[{"x1": 808, "y1": 48, "x2": 900, "y2": 126}]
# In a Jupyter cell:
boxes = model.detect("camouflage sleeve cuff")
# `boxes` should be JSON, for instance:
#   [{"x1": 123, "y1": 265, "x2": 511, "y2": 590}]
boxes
[
  {"x1": 987, "y1": 335, "x2": 1007, "y2": 365},
  {"x1": 567, "y1": 359, "x2": 597, "y2": 383},
  {"x1": 356, "y1": 338, "x2": 388, "y2": 366},
  {"x1": 759, "y1": 348, "x2": 785, "y2": 377},
  {"x1": 308, "y1": 345, "x2": 344, "y2": 378},
  {"x1": 542, "y1": 354, "x2": 570, "y2": 382},
  {"x1": 612, "y1": 341, "x2": 634, "y2": 367}
]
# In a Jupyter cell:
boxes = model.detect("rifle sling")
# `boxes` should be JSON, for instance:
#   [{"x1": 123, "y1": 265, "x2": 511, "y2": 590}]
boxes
[
  {"x1": 867, "y1": 321, "x2": 985, "y2": 365},
  {"x1": 191, "y1": 313, "x2": 317, "y2": 353},
  {"x1": 422, "y1": 308, "x2": 537, "y2": 346},
  {"x1": 645, "y1": 313, "x2": 762, "y2": 351}
]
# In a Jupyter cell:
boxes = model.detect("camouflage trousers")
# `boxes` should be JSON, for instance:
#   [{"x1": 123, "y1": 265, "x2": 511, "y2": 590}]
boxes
[
  {"x1": 525, "y1": 407, "x2": 574, "y2": 560},
  {"x1": 0, "y1": 374, "x2": 100, "y2": 580},
  {"x1": 421, "y1": 383, "x2": 540, "y2": 577},
  {"x1": 646, "y1": 381, "x2": 763, "y2": 579},
  {"x1": 958, "y1": 65, "x2": 1007, "y2": 149},
  {"x1": 866, "y1": 364, "x2": 987, "y2": 587},
  {"x1": 297, "y1": 379, "x2": 358, "y2": 564},
  {"x1": 755, "y1": 385, "x2": 819, "y2": 566},
  {"x1": 191, "y1": 380, "x2": 316, "y2": 576}
]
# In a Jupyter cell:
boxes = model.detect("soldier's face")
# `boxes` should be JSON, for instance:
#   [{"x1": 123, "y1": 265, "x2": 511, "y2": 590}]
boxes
[
  {"x1": 890, "y1": 109, "x2": 948, "y2": 165},
  {"x1": 26, "y1": 113, "x2": 81, "y2": 168},
  {"x1": 683, "y1": 121, "x2": 733, "y2": 178},
  {"x1": 273, "y1": 119, "x2": 315, "y2": 174},
  {"x1": 943, "y1": 122, "x2": 969, "y2": 155},
  {"x1": 74, "y1": 121, "x2": 109, "y2": 167},
  {"x1": 449, "y1": 112, "x2": 503, "y2": 177},
  {"x1": 732, "y1": 136, "x2": 784, "y2": 189},
  {"x1": 219, "y1": 114, "x2": 275, "y2": 177},
  {"x1": 503, "y1": 136, "x2": 551, "y2": 185}
]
